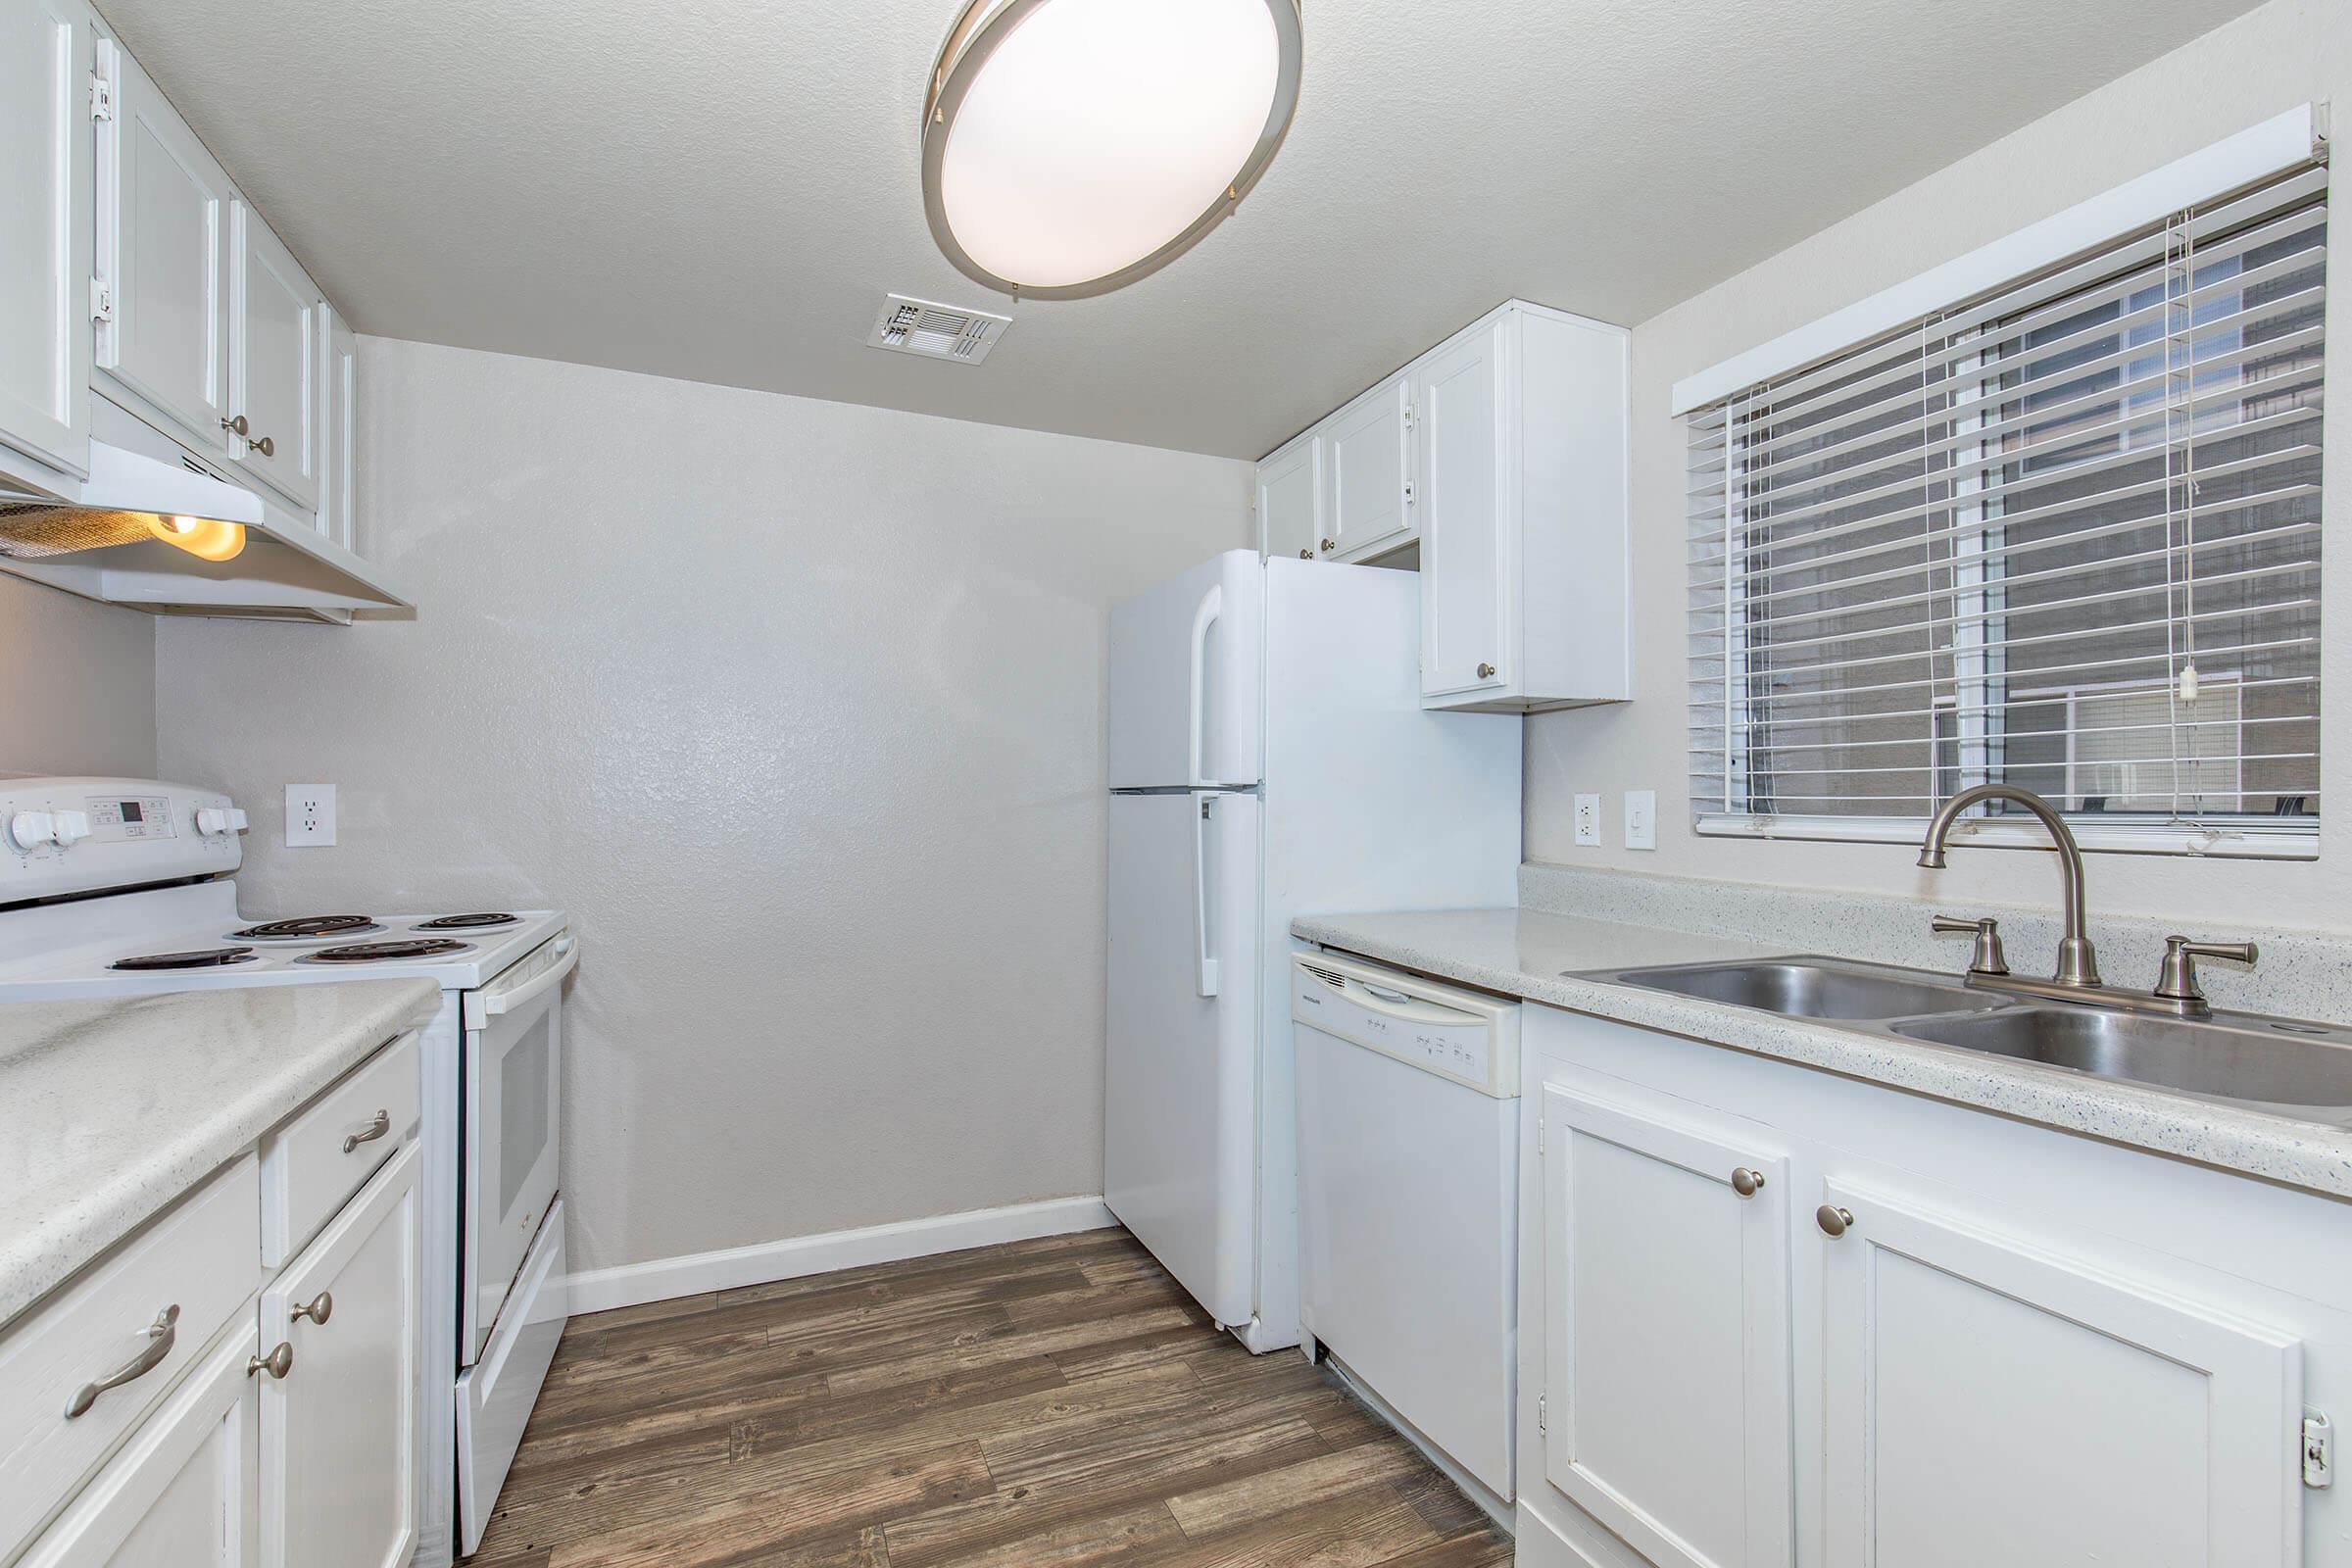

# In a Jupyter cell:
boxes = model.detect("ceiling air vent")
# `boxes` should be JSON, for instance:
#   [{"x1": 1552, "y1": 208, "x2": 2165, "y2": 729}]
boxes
[{"x1": 866, "y1": 294, "x2": 1010, "y2": 365}]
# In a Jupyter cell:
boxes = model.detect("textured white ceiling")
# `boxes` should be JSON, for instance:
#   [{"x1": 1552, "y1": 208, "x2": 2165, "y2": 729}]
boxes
[{"x1": 95, "y1": 0, "x2": 2262, "y2": 459}]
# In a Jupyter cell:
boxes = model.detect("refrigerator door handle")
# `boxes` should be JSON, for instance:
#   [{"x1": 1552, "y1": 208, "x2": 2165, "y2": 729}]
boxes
[
  {"x1": 1192, "y1": 792, "x2": 1220, "y2": 997},
  {"x1": 1187, "y1": 582, "x2": 1224, "y2": 787}
]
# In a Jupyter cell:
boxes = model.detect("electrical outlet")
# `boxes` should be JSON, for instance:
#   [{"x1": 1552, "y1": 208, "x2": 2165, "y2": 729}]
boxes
[
  {"x1": 1574, "y1": 794, "x2": 1601, "y2": 847},
  {"x1": 286, "y1": 784, "x2": 336, "y2": 848},
  {"x1": 1624, "y1": 789, "x2": 1656, "y2": 851}
]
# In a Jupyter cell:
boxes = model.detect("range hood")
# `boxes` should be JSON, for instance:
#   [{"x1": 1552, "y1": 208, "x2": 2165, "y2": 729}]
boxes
[{"x1": 0, "y1": 400, "x2": 406, "y2": 624}]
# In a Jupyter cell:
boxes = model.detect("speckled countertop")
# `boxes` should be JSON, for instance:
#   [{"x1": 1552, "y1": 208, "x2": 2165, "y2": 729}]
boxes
[
  {"x1": 1293, "y1": 906, "x2": 2352, "y2": 1200},
  {"x1": 0, "y1": 979, "x2": 441, "y2": 1328}
]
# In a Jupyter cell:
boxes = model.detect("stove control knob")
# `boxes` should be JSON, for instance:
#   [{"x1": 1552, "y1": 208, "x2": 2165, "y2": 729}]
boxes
[
  {"x1": 51, "y1": 809, "x2": 90, "y2": 848},
  {"x1": 197, "y1": 808, "x2": 231, "y2": 836},
  {"x1": 7, "y1": 810, "x2": 58, "y2": 852}
]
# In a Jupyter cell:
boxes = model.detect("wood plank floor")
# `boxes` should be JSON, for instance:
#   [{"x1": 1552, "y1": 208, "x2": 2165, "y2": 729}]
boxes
[{"x1": 468, "y1": 1226, "x2": 1512, "y2": 1568}]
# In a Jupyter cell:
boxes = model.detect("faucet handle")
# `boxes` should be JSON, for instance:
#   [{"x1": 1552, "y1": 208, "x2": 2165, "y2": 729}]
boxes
[
  {"x1": 1931, "y1": 914, "x2": 2010, "y2": 977},
  {"x1": 2154, "y1": 936, "x2": 2259, "y2": 1007}
]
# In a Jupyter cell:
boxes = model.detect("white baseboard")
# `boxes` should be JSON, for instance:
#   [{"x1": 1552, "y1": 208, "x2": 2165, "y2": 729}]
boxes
[{"x1": 559, "y1": 1195, "x2": 1120, "y2": 1315}]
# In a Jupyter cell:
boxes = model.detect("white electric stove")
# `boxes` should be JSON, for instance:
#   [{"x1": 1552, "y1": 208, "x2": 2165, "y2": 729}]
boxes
[{"x1": 0, "y1": 777, "x2": 577, "y2": 1567}]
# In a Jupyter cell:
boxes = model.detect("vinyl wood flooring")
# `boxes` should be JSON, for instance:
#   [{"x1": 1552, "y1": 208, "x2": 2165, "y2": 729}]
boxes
[{"x1": 467, "y1": 1226, "x2": 1513, "y2": 1568}]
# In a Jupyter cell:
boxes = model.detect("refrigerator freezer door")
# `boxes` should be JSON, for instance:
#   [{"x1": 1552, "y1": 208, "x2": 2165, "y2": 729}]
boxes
[
  {"x1": 1104, "y1": 789, "x2": 1259, "y2": 1328},
  {"x1": 1108, "y1": 550, "x2": 1263, "y2": 789}
]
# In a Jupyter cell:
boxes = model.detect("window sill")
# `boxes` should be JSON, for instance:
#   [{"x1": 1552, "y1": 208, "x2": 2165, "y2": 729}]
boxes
[{"x1": 1694, "y1": 812, "x2": 2318, "y2": 861}]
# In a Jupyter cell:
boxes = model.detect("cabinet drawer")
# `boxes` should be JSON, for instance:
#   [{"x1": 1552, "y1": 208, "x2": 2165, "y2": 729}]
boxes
[
  {"x1": 0, "y1": 1153, "x2": 261, "y2": 1563},
  {"x1": 259, "y1": 1032, "x2": 418, "y2": 1269}
]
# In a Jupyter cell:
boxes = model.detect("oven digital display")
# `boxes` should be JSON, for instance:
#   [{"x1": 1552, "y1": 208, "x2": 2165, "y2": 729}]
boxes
[{"x1": 86, "y1": 796, "x2": 174, "y2": 840}]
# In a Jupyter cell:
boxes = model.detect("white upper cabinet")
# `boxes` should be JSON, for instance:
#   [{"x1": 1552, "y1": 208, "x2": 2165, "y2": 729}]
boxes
[
  {"x1": 94, "y1": 37, "x2": 232, "y2": 457},
  {"x1": 1322, "y1": 372, "x2": 1413, "y2": 562},
  {"x1": 1416, "y1": 321, "x2": 1507, "y2": 702},
  {"x1": 1818, "y1": 1178, "x2": 2304, "y2": 1567},
  {"x1": 1258, "y1": 428, "x2": 1319, "y2": 563},
  {"x1": 318, "y1": 305, "x2": 359, "y2": 550},
  {"x1": 1250, "y1": 300, "x2": 1630, "y2": 711},
  {"x1": 0, "y1": 0, "x2": 95, "y2": 478},
  {"x1": 229, "y1": 200, "x2": 321, "y2": 513},
  {"x1": 1539, "y1": 1084, "x2": 1793, "y2": 1568},
  {"x1": 1418, "y1": 304, "x2": 1630, "y2": 712}
]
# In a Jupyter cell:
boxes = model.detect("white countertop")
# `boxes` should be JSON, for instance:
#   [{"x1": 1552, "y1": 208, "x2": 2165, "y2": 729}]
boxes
[
  {"x1": 0, "y1": 979, "x2": 441, "y2": 1328},
  {"x1": 1293, "y1": 906, "x2": 2352, "y2": 1201}
]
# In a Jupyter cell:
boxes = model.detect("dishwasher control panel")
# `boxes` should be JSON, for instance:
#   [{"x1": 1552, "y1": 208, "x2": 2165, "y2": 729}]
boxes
[{"x1": 1291, "y1": 949, "x2": 1521, "y2": 1098}]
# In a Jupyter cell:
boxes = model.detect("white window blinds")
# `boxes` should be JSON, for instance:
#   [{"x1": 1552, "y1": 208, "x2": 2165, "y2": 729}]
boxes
[{"x1": 1688, "y1": 163, "x2": 2326, "y2": 856}]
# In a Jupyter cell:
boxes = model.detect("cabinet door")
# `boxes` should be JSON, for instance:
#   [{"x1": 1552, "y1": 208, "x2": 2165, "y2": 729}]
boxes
[
  {"x1": 20, "y1": 1319, "x2": 260, "y2": 1568},
  {"x1": 1417, "y1": 322, "x2": 1510, "y2": 699},
  {"x1": 96, "y1": 40, "x2": 229, "y2": 455},
  {"x1": 228, "y1": 202, "x2": 319, "y2": 511},
  {"x1": 0, "y1": 0, "x2": 94, "y2": 476},
  {"x1": 1258, "y1": 430, "x2": 1319, "y2": 562},
  {"x1": 1819, "y1": 1178, "x2": 2303, "y2": 1567},
  {"x1": 260, "y1": 1141, "x2": 418, "y2": 1568},
  {"x1": 1540, "y1": 1086, "x2": 1793, "y2": 1568},
  {"x1": 316, "y1": 305, "x2": 358, "y2": 550},
  {"x1": 1323, "y1": 374, "x2": 1411, "y2": 561}
]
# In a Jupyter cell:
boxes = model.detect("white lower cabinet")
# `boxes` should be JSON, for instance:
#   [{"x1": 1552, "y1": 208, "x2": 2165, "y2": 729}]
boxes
[
  {"x1": 9, "y1": 1039, "x2": 424, "y2": 1568},
  {"x1": 1521, "y1": 1004, "x2": 2329, "y2": 1568},
  {"x1": 20, "y1": 1320, "x2": 261, "y2": 1568},
  {"x1": 260, "y1": 1139, "x2": 420, "y2": 1568},
  {"x1": 1539, "y1": 1086, "x2": 1791, "y2": 1568},
  {"x1": 1818, "y1": 1178, "x2": 2303, "y2": 1567}
]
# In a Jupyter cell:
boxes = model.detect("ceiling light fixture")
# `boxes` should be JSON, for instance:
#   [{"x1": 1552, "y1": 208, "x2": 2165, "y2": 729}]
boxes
[{"x1": 920, "y1": 0, "x2": 1303, "y2": 299}]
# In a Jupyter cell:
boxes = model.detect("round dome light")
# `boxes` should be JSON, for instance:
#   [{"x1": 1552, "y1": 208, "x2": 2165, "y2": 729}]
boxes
[{"x1": 921, "y1": 0, "x2": 1302, "y2": 298}]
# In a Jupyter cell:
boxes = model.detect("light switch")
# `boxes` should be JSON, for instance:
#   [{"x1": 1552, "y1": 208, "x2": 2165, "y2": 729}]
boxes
[
  {"x1": 286, "y1": 784, "x2": 336, "y2": 848},
  {"x1": 1574, "y1": 794, "x2": 1601, "y2": 847},
  {"x1": 1624, "y1": 790, "x2": 1656, "y2": 851}
]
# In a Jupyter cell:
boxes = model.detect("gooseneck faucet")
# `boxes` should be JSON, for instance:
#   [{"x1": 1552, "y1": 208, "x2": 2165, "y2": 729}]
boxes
[{"x1": 1917, "y1": 784, "x2": 2100, "y2": 989}]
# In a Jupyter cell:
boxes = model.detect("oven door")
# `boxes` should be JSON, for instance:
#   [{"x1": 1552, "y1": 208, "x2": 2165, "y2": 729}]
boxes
[{"x1": 461, "y1": 929, "x2": 575, "y2": 1365}]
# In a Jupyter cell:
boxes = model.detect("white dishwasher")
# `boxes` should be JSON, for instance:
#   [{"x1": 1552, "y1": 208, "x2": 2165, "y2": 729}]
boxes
[{"x1": 1293, "y1": 949, "x2": 1521, "y2": 1505}]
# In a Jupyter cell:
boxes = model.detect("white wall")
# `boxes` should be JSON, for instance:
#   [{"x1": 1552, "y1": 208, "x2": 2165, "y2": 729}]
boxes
[
  {"x1": 1527, "y1": 0, "x2": 2351, "y2": 932},
  {"x1": 155, "y1": 336, "x2": 1252, "y2": 1277},
  {"x1": 0, "y1": 575, "x2": 155, "y2": 778}
]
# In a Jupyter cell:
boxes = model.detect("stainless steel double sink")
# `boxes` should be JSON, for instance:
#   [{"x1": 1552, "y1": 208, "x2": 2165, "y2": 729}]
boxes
[{"x1": 1578, "y1": 956, "x2": 2352, "y2": 1120}]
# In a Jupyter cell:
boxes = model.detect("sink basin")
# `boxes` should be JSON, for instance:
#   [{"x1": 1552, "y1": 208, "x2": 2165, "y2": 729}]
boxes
[
  {"x1": 1892, "y1": 1007, "x2": 2352, "y2": 1111},
  {"x1": 1595, "y1": 959, "x2": 1996, "y2": 1021}
]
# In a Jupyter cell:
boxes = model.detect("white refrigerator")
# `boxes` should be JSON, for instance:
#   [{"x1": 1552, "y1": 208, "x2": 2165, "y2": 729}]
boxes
[{"x1": 1105, "y1": 549, "x2": 1522, "y2": 1352}]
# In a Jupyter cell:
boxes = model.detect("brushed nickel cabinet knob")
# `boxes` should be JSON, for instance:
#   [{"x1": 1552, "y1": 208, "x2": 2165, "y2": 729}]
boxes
[
  {"x1": 1731, "y1": 1168, "x2": 1765, "y2": 1199},
  {"x1": 247, "y1": 1342, "x2": 294, "y2": 1380},
  {"x1": 1817, "y1": 1204, "x2": 1854, "y2": 1238},
  {"x1": 1477, "y1": 662, "x2": 1496, "y2": 679},
  {"x1": 290, "y1": 1291, "x2": 333, "y2": 1327}
]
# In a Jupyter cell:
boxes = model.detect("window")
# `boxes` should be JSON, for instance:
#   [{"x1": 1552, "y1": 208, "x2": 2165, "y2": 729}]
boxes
[{"x1": 1688, "y1": 163, "x2": 2326, "y2": 857}]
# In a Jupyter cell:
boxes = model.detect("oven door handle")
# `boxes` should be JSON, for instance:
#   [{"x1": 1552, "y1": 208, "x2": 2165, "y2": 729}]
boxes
[{"x1": 476, "y1": 935, "x2": 578, "y2": 1019}]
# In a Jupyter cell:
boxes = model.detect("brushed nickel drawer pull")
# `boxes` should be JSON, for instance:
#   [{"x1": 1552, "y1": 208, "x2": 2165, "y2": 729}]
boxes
[
  {"x1": 290, "y1": 1291, "x2": 333, "y2": 1327},
  {"x1": 343, "y1": 1109, "x2": 391, "y2": 1153},
  {"x1": 247, "y1": 1342, "x2": 294, "y2": 1380},
  {"x1": 65, "y1": 1303, "x2": 179, "y2": 1418}
]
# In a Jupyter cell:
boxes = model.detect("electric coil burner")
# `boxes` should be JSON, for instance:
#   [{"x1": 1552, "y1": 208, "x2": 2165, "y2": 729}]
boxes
[
  {"x1": 414, "y1": 913, "x2": 520, "y2": 931},
  {"x1": 111, "y1": 946, "x2": 260, "y2": 971},
  {"x1": 231, "y1": 914, "x2": 383, "y2": 941},
  {"x1": 301, "y1": 938, "x2": 476, "y2": 964}
]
